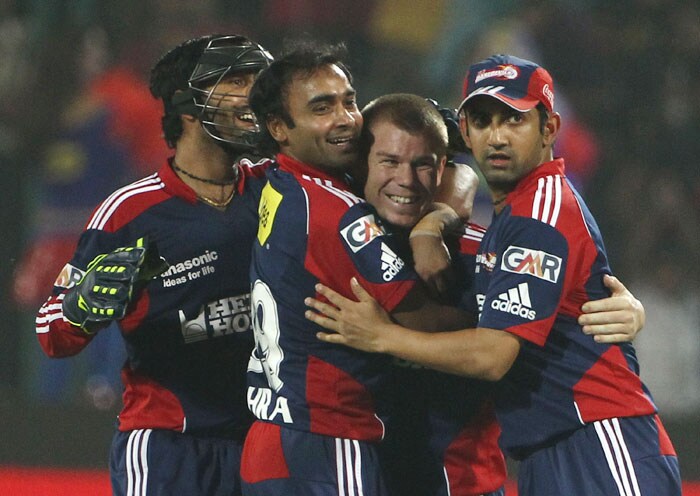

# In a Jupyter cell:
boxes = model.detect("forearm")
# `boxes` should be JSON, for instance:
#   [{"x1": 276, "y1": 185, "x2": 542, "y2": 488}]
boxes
[
  {"x1": 410, "y1": 202, "x2": 462, "y2": 239},
  {"x1": 378, "y1": 323, "x2": 520, "y2": 381},
  {"x1": 308, "y1": 279, "x2": 520, "y2": 379},
  {"x1": 435, "y1": 163, "x2": 478, "y2": 222}
]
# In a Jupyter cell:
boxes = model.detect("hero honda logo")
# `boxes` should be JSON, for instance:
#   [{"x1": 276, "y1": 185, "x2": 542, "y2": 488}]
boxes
[
  {"x1": 341, "y1": 214, "x2": 385, "y2": 253},
  {"x1": 475, "y1": 64, "x2": 519, "y2": 83},
  {"x1": 501, "y1": 245, "x2": 561, "y2": 283}
]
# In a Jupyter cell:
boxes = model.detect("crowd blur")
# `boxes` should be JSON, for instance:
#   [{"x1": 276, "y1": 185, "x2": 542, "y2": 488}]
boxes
[{"x1": 1, "y1": 0, "x2": 698, "y2": 419}]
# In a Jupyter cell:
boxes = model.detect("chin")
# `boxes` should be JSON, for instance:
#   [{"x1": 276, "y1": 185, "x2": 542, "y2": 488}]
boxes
[{"x1": 388, "y1": 215, "x2": 418, "y2": 231}]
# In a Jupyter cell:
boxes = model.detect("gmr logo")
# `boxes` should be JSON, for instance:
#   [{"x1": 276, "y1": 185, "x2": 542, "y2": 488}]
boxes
[
  {"x1": 341, "y1": 214, "x2": 385, "y2": 253},
  {"x1": 501, "y1": 246, "x2": 561, "y2": 283}
]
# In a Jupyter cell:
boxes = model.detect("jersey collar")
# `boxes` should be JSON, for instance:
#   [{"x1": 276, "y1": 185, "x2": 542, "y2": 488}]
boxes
[
  {"x1": 506, "y1": 157, "x2": 566, "y2": 204},
  {"x1": 159, "y1": 157, "x2": 248, "y2": 204},
  {"x1": 275, "y1": 153, "x2": 352, "y2": 190}
]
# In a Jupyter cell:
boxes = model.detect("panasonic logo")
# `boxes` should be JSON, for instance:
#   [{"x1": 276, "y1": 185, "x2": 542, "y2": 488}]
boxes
[{"x1": 161, "y1": 250, "x2": 219, "y2": 277}]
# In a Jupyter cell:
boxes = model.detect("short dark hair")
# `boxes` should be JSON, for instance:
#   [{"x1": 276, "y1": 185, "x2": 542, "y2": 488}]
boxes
[
  {"x1": 149, "y1": 35, "x2": 219, "y2": 148},
  {"x1": 249, "y1": 39, "x2": 353, "y2": 156},
  {"x1": 360, "y1": 93, "x2": 448, "y2": 159}
]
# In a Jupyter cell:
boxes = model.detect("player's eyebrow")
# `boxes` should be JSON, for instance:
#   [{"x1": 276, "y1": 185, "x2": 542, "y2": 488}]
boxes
[
  {"x1": 374, "y1": 150, "x2": 400, "y2": 160},
  {"x1": 307, "y1": 89, "x2": 356, "y2": 107},
  {"x1": 410, "y1": 154, "x2": 438, "y2": 168}
]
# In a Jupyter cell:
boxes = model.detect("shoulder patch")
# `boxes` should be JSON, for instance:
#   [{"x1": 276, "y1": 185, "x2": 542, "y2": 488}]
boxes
[
  {"x1": 340, "y1": 213, "x2": 385, "y2": 253},
  {"x1": 501, "y1": 245, "x2": 562, "y2": 283},
  {"x1": 258, "y1": 182, "x2": 283, "y2": 246}
]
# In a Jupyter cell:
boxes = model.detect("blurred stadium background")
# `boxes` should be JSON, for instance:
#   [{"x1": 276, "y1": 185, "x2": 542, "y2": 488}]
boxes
[{"x1": 1, "y1": 0, "x2": 698, "y2": 493}]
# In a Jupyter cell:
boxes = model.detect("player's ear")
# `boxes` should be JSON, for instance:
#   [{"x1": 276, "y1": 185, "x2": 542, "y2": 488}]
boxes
[
  {"x1": 542, "y1": 112, "x2": 561, "y2": 147},
  {"x1": 267, "y1": 116, "x2": 289, "y2": 145},
  {"x1": 435, "y1": 155, "x2": 447, "y2": 187},
  {"x1": 180, "y1": 111, "x2": 198, "y2": 125}
]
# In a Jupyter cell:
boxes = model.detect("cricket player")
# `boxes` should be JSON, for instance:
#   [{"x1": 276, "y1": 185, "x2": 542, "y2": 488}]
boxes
[
  {"x1": 36, "y1": 35, "x2": 274, "y2": 496},
  {"x1": 306, "y1": 55, "x2": 680, "y2": 495}
]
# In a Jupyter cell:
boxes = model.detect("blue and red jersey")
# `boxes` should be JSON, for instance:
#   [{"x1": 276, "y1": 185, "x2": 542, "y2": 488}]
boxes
[
  {"x1": 474, "y1": 158, "x2": 657, "y2": 458},
  {"x1": 36, "y1": 157, "x2": 269, "y2": 437},
  {"x1": 246, "y1": 154, "x2": 418, "y2": 442},
  {"x1": 384, "y1": 222, "x2": 507, "y2": 496}
]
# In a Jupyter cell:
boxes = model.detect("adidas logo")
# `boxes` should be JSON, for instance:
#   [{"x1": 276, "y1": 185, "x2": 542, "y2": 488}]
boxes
[
  {"x1": 491, "y1": 282, "x2": 536, "y2": 320},
  {"x1": 380, "y1": 242, "x2": 405, "y2": 281}
]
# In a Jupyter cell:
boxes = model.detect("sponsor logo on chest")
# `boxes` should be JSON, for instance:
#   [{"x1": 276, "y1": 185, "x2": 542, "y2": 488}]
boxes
[
  {"x1": 179, "y1": 293, "x2": 251, "y2": 343},
  {"x1": 160, "y1": 250, "x2": 219, "y2": 287}
]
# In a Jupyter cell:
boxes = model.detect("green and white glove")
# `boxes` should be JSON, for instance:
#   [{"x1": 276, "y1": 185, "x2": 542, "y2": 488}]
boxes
[{"x1": 62, "y1": 237, "x2": 168, "y2": 332}]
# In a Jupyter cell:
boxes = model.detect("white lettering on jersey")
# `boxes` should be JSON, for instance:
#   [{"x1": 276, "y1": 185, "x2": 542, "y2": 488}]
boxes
[
  {"x1": 248, "y1": 280, "x2": 285, "y2": 392},
  {"x1": 501, "y1": 246, "x2": 562, "y2": 283},
  {"x1": 161, "y1": 250, "x2": 219, "y2": 287},
  {"x1": 340, "y1": 214, "x2": 385, "y2": 253},
  {"x1": 179, "y1": 293, "x2": 252, "y2": 343},
  {"x1": 247, "y1": 386, "x2": 293, "y2": 423},
  {"x1": 491, "y1": 283, "x2": 536, "y2": 320},
  {"x1": 380, "y1": 242, "x2": 405, "y2": 281}
]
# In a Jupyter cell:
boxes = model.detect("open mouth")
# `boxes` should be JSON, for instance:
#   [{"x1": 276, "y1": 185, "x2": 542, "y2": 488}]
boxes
[
  {"x1": 387, "y1": 194, "x2": 419, "y2": 205},
  {"x1": 328, "y1": 136, "x2": 354, "y2": 146},
  {"x1": 235, "y1": 110, "x2": 257, "y2": 125}
]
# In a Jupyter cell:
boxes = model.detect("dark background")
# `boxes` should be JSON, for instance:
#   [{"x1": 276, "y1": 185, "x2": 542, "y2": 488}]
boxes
[{"x1": 1, "y1": 0, "x2": 698, "y2": 480}]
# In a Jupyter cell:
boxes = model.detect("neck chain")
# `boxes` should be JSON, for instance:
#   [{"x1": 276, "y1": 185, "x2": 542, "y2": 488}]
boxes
[
  {"x1": 197, "y1": 189, "x2": 236, "y2": 208},
  {"x1": 172, "y1": 159, "x2": 237, "y2": 186}
]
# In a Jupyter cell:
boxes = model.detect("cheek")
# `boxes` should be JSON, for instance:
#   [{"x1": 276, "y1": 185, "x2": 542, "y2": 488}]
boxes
[
  {"x1": 351, "y1": 111, "x2": 363, "y2": 127},
  {"x1": 418, "y1": 171, "x2": 437, "y2": 191}
]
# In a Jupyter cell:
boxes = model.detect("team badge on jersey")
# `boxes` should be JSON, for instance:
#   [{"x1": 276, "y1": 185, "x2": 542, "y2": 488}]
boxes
[
  {"x1": 340, "y1": 213, "x2": 385, "y2": 253},
  {"x1": 476, "y1": 251, "x2": 497, "y2": 273},
  {"x1": 54, "y1": 263, "x2": 84, "y2": 289},
  {"x1": 501, "y1": 245, "x2": 562, "y2": 283},
  {"x1": 258, "y1": 182, "x2": 283, "y2": 246}
]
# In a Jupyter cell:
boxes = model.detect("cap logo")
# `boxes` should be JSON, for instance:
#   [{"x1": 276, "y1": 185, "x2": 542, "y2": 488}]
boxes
[
  {"x1": 475, "y1": 65, "x2": 519, "y2": 83},
  {"x1": 542, "y1": 83, "x2": 554, "y2": 108}
]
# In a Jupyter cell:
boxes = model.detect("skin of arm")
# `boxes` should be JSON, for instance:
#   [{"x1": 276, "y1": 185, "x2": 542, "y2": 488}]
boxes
[
  {"x1": 306, "y1": 274, "x2": 647, "y2": 379},
  {"x1": 389, "y1": 278, "x2": 476, "y2": 331},
  {"x1": 434, "y1": 162, "x2": 479, "y2": 222},
  {"x1": 408, "y1": 202, "x2": 462, "y2": 298},
  {"x1": 306, "y1": 277, "x2": 520, "y2": 381}
]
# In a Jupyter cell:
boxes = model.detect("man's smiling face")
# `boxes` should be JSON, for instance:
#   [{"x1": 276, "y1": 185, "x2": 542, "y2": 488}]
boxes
[
  {"x1": 363, "y1": 118, "x2": 445, "y2": 230},
  {"x1": 273, "y1": 63, "x2": 363, "y2": 175}
]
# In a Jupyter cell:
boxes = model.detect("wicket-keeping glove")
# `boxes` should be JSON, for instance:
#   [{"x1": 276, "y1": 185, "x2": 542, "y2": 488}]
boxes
[{"x1": 62, "y1": 237, "x2": 168, "y2": 332}]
